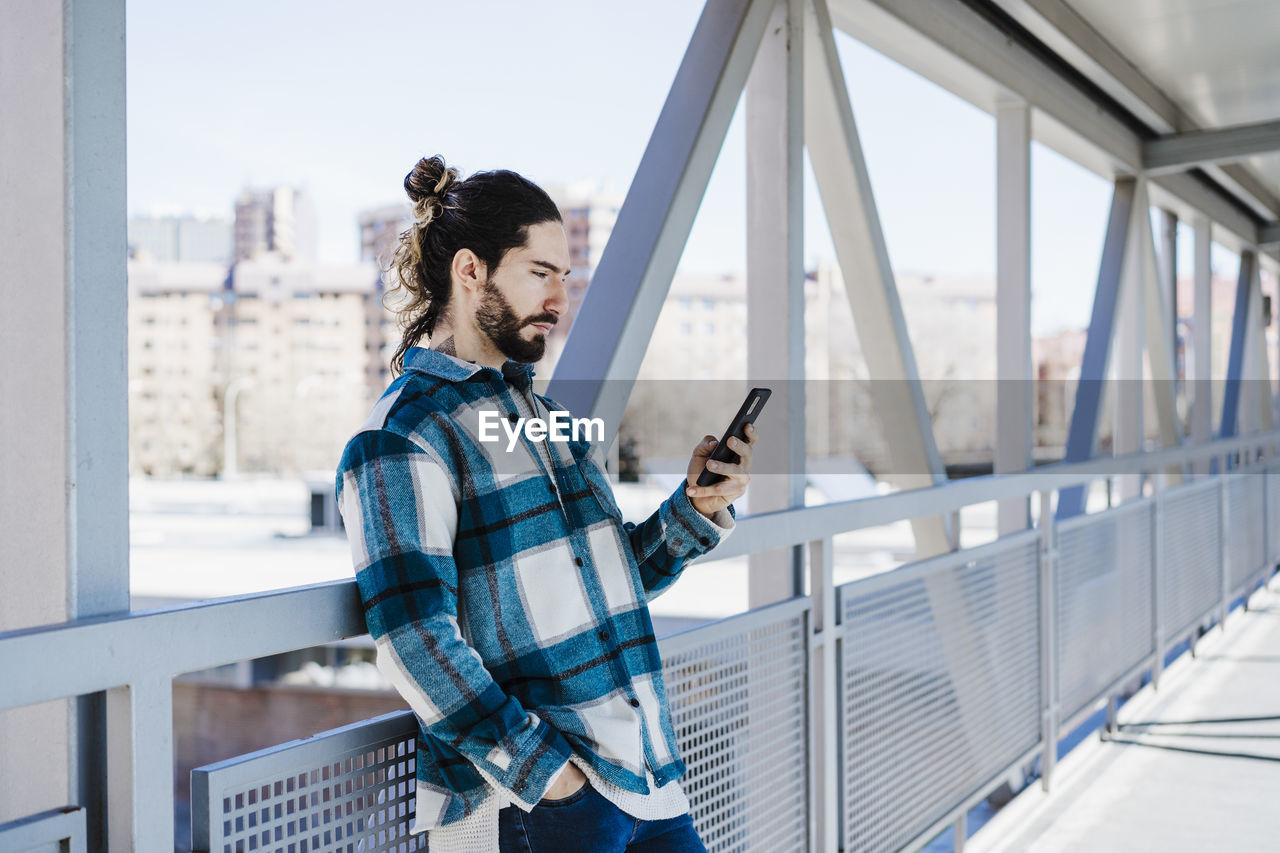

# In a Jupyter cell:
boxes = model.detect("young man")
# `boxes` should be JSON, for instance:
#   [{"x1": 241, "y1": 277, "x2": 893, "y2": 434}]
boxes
[{"x1": 335, "y1": 157, "x2": 756, "y2": 853}]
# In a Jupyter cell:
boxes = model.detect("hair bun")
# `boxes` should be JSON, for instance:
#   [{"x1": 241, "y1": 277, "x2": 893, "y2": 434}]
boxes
[{"x1": 405, "y1": 155, "x2": 459, "y2": 206}]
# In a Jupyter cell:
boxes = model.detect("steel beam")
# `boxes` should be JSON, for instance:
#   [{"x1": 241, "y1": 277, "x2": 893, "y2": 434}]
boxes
[
  {"x1": 996, "y1": 99, "x2": 1034, "y2": 535},
  {"x1": 805, "y1": 0, "x2": 953, "y2": 555},
  {"x1": 1138, "y1": 183, "x2": 1184, "y2": 484},
  {"x1": 1263, "y1": 222, "x2": 1280, "y2": 246},
  {"x1": 1113, "y1": 177, "x2": 1146, "y2": 502},
  {"x1": 1191, "y1": 217, "x2": 1213, "y2": 473},
  {"x1": 1248, "y1": 260, "x2": 1274, "y2": 432},
  {"x1": 828, "y1": 0, "x2": 1267, "y2": 248},
  {"x1": 1159, "y1": 209, "x2": 1178, "y2": 357},
  {"x1": 1145, "y1": 119, "x2": 1280, "y2": 175},
  {"x1": 547, "y1": 0, "x2": 775, "y2": 441},
  {"x1": 985, "y1": 0, "x2": 1280, "y2": 222},
  {"x1": 1220, "y1": 251, "x2": 1257, "y2": 439},
  {"x1": 746, "y1": 0, "x2": 806, "y2": 608},
  {"x1": 1058, "y1": 178, "x2": 1135, "y2": 519}
]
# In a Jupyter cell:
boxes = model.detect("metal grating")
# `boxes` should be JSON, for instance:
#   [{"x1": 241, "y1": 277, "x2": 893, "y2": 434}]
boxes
[
  {"x1": 1055, "y1": 500, "x2": 1155, "y2": 721},
  {"x1": 1225, "y1": 473, "x2": 1266, "y2": 592},
  {"x1": 838, "y1": 533, "x2": 1041, "y2": 853},
  {"x1": 191, "y1": 711, "x2": 423, "y2": 853},
  {"x1": 660, "y1": 597, "x2": 810, "y2": 853},
  {"x1": 0, "y1": 806, "x2": 86, "y2": 853},
  {"x1": 193, "y1": 604, "x2": 811, "y2": 853},
  {"x1": 1161, "y1": 479, "x2": 1222, "y2": 639}
]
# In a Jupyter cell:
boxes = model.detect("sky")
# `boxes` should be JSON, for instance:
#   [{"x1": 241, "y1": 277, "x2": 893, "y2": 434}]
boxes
[{"x1": 125, "y1": 0, "x2": 1219, "y2": 337}]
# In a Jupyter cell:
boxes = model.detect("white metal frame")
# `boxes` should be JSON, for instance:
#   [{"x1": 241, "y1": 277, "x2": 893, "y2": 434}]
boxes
[{"x1": 10, "y1": 0, "x2": 1280, "y2": 849}]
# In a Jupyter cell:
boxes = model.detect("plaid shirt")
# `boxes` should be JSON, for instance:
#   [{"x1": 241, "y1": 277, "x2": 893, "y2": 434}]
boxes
[{"x1": 334, "y1": 345, "x2": 735, "y2": 832}]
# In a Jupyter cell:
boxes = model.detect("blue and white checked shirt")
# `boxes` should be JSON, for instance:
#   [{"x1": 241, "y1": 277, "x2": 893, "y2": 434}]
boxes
[{"x1": 334, "y1": 345, "x2": 735, "y2": 837}]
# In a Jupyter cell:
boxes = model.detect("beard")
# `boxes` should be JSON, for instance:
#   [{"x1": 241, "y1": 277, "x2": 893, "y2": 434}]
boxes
[{"x1": 474, "y1": 276, "x2": 554, "y2": 364}]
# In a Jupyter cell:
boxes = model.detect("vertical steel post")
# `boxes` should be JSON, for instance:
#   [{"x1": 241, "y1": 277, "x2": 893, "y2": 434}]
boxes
[
  {"x1": 996, "y1": 98, "x2": 1033, "y2": 536},
  {"x1": 1191, "y1": 218, "x2": 1213, "y2": 476},
  {"x1": 807, "y1": 537, "x2": 839, "y2": 853},
  {"x1": 1037, "y1": 488, "x2": 1057, "y2": 790},
  {"x1": 1220, "y1": 459, "x2": 1230, "y2": 630},
  {"x1": 106, "y1": 677, "x2": 175, "y2": 851},
  {"x1": 1152, "y1": 478, "x2": 1165, "y2": 689},
  {"x1": 746, "y1": 0, "x2": 806, "y2": 608}
]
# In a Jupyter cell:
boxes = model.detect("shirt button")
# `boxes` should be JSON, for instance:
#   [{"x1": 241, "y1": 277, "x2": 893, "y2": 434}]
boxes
[
  {"x1": 598, "y1": 630, "x2": 610, "y2": 641},
  {"x1": 628, "y1": 698, "x2": 640, "y2": 708},
  {"x1": 699, "y1": 536, "x2": 710, "y2": 546},
  {"x1": 548, "y1": 483, "x2": 557, "y2": 494},
  {"x1": 574, "y1": 557, "x2": 584, "y2": 567},
  {"x1": 672, "y1": 538, "x2": 683, "y2": 548},
  {"x1": 507, "y1": 412, "x2": 520, "y2": 423}
]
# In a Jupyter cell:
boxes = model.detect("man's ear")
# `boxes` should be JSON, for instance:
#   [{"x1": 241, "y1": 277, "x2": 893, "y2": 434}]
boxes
[{"x1": 450, "y1": 247, "x2": 487, "y2": 297}]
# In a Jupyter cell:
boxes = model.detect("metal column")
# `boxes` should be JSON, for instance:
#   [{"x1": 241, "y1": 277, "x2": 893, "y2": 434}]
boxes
[
  {"x1": 746, "y1": 0, "x2": 806, "y2": 607},
  {"x1": 996, "y1": 99, "x2": 1033, "y2": 536},
  {"x1": 1191, "y1": 217, "x2": 1214, "y2": 474},
  {"x1": 0, "y1": 0, "x2": 129, "y2": 846}
]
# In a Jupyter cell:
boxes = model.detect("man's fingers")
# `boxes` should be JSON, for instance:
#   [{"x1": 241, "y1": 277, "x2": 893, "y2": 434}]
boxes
[
  {"x1": 725, "y1": 436, "x2": 753, "y2": 469},
  {"x1": 705, "y1": 459, "x2": 747, "y2": 477}
]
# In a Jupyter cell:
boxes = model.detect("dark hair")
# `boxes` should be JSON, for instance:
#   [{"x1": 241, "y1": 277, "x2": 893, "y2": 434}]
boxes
[{"x1": 382, "y1": 155, "x2": 562, "y2": 377}]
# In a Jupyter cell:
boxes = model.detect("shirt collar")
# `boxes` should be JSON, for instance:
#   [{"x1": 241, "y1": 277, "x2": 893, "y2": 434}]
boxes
[{"x1": 402, "y1": 345, "x2": 537, "y2": 393}]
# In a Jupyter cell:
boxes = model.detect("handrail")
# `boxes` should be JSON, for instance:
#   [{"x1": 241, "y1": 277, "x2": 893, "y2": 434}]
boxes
[
  {"x1": 1, "y1": 429, "x2": 1277, "y2": 714},
  {"x1": 702, "y1": 428, "x2": 1280, "y2": 562}
]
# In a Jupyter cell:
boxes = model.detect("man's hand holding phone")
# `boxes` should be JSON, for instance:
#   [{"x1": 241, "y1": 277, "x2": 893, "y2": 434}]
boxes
[{"x1": 686, "y1": 421, "x2": 756, "y2": 518}]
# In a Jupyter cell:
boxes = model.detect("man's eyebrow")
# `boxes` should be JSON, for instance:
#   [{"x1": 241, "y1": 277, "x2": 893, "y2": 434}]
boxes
[{"x1": 531, "y1": 259, "x2": 572, "y2": 276}]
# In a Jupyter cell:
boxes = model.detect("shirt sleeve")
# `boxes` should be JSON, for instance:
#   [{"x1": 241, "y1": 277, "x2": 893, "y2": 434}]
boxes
[
  {"x1": 580, "y1": 440, "x2": 736, "y2": 602},
  {"x1": 335, "y1": 428, "x2": 573, "y2": 812},
  {"x1": 629, "y1": 476, "x2": 736, "y2": 602}
]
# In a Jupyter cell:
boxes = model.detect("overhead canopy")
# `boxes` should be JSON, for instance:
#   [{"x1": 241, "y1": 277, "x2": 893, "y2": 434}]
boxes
[{"x1": 832, "y1": 0, "x2": 1280, "y2": 259}]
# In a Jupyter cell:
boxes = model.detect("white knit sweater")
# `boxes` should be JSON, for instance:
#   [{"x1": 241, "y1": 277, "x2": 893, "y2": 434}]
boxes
[{"x1": 424, "y1": 753, "x2": 689, "y2": 853}]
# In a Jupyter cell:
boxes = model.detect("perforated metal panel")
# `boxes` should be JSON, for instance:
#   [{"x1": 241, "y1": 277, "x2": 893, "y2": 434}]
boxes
[
  {"x1": 838, "y1": 533, "x2": 1041, "y2": 853},
  {"x1": 1225, "y1": 473, "x2": 1266, "y2": 591},
  {"x1": 191, "y1": 711, "x2": 423, "y2": 853},
  {"x1": 193, "y1": 606, "x2": 812, "y2": 853},
  {"x1": 1161, "y1": 479, "x2": 1222, "y2": 639},
  {"x1": 1055, "y1": 500, "x2": 1155, "y2": 721},
  {"x1": 0, "y1": 806, "x2": 86, "y2": 853},
  {"x1": 660, "y1": 597, "x2": 810, "y2": 853},
  {"x1": 1268, "y1": 463, "x2": 1280, "y2": 562}
]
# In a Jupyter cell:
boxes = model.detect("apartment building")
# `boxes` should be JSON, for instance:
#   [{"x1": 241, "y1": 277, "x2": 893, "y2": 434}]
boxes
[{"x1": 127, "y1": 257, "x2": 394, "y2": 477}]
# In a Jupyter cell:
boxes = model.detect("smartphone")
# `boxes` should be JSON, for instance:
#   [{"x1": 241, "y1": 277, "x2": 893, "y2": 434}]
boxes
[{"x1": 695, "y1": 388, "x2": 771, "y2": 488}]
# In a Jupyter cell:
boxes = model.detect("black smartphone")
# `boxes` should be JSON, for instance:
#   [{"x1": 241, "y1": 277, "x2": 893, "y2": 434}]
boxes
[{"x1": 695, "y1": 387, "x2": 771, "y2": 488}]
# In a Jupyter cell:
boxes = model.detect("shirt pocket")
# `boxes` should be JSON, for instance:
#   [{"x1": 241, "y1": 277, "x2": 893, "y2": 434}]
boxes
[{"x1": 567, "y1": 436, "x2": 624, "y2": 523}]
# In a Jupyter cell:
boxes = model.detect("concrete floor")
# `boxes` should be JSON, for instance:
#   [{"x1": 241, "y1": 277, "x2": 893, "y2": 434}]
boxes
[{"x1": 974, "y1": 579, "x2": 1280, "y2": 853}]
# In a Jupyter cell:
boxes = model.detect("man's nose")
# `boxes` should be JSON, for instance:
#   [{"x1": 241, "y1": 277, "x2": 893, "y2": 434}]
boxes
[{"x1": 548, "y1": 276, "x2": 570, "y2": 316}]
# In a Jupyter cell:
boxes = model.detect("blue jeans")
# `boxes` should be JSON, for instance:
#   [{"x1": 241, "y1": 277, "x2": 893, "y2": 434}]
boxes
[{"x1": 498, "y1": 778, "x2": 707, "y2": 853}]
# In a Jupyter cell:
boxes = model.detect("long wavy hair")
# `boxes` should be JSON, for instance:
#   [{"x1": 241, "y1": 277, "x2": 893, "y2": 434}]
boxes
[{"x1": 381, "y1": 155, "x2": 562, "y2": 377}]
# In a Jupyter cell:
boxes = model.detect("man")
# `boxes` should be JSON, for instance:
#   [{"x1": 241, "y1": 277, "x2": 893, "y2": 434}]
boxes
[{"x1": 335, "y1": 156, "x2": 756, "y2": 853}]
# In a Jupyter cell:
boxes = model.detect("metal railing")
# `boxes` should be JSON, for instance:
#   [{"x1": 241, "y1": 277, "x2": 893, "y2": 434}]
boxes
[{"x1": 3, "y1": 430, "x2": 1279, "y2": 852}]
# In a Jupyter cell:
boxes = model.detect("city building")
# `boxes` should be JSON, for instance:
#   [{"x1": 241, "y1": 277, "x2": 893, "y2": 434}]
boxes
[
  {"x1": 233, "y1": 186, "x2": 317, "y2": 263},
  {"x1": 127, "y1": 213, "x2": 233, "y2": 263},
  {"x1": 126, "y1": 257, "x2": 394, "y2": 477},
  {"x1": 357, "y1": 202, "x2": 411, "y2": 268},
  {"x1": 543, "y1": 181, "x2": 623, "y2": 339}
]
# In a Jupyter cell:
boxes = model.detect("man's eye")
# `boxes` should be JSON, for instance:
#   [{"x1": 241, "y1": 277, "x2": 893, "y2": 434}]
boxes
[{"x1": 533, "y1": 271, "x2": 548, "y2": 278}]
